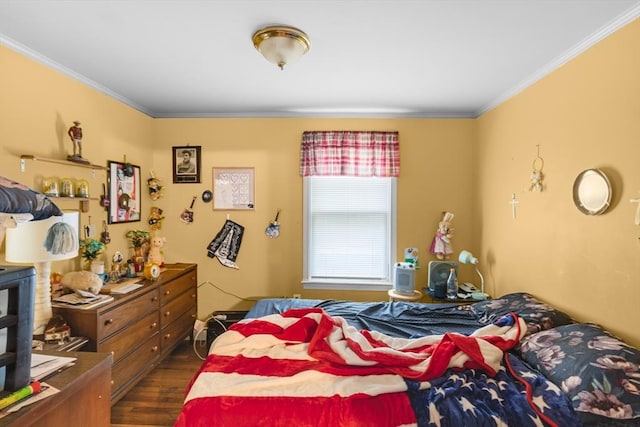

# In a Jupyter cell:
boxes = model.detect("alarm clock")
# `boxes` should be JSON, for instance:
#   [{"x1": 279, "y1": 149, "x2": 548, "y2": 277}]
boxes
[{"x1": 144, "y1": 263, "x2": 160, "y2": 280}]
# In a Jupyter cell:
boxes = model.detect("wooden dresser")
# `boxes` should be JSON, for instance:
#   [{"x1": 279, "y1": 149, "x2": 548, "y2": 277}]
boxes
[{"x1": 53, "y1": 263, "x2": 197, "y2": 403}]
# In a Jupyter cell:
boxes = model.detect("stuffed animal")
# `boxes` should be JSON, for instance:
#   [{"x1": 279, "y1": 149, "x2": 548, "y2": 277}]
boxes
[
  {"x1": 147, "y1": 232, "x2": 166, "y2": 266},
  {"x1": 429, "y1": 211, "x2": 454, "y2": 260},
  {"x1": 61, "y1": 271, "x2": 104, "y2": 295}
]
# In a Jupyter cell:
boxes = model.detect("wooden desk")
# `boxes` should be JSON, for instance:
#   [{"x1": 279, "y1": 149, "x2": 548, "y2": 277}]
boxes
[{"x1": 0, "y1": 351, "x2": 112, "y2": 427}]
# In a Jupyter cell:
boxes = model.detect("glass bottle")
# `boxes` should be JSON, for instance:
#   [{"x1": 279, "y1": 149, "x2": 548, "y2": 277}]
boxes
[{"x1": 446, "y1": 267, "x2": 458, "y2": 300}]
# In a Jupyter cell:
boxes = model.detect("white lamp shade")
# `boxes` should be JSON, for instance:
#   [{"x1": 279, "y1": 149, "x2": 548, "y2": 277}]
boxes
[
  {"x1": 6, "y1": 211, "x2": 79, "y2": 263},
  {"x1": 458, "y1": 250, "x2": 478, "y2": 265}
]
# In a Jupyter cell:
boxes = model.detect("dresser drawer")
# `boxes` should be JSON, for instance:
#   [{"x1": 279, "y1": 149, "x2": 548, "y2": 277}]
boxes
[
  {"x1": 99, "y1": 311, "x2": 160, "y2": 363},
  {"x1": 98, "y1": 289, "x2": 159, "y2": 340},
  {"x1": 161, "y1": 305, "x2": 197, "y2": 353},
  {"x1": 160, "y1": 271, "x2": 196, "y2": 305},
  {"x1": 111, "y1": 334, "x2": 161, "y2": 398},
  {"x1": 160, "y1": 289, "x2": 196, "y2": 328}
]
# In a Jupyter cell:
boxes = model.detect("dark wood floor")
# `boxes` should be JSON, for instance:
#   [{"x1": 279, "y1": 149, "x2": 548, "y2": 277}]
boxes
[{"x1": 111, "y1": 339, "x2": 207, "y2": 427}]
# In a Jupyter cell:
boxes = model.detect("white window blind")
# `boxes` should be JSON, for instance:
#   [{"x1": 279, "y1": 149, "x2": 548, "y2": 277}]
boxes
[{"x1": 303, "y1": 176, "x2": 396, "y2": 290}]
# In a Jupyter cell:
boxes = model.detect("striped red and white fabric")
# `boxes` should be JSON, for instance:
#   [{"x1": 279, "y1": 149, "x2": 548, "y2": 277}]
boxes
[{"x1": 175, "y1": 308, "x2": 525, "y2": 427}]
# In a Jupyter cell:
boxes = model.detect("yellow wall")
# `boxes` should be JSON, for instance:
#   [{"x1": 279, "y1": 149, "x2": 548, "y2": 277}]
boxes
[
  {"x1": 0, "y1": 44, "x2": 475, "y2": 319},
  {"x1": 152, "y1": 118, "x2": 475, "y2": 315},
  {"x1": 476, "y1": 18, "x2": 640, "y2": 347},
  {"x1": 1, "y1": 17, "x2": 638, "y2": 348}
]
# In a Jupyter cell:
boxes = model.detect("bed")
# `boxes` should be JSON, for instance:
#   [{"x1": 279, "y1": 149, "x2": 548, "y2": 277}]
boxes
[{"x1": 175, "y1": 293, "x2": 640, "y2": 426}]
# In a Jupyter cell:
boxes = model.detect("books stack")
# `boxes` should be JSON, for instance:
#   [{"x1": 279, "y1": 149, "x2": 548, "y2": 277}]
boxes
[{"x1": 51, "y1": 293, "x2": 113, "y2": 310}]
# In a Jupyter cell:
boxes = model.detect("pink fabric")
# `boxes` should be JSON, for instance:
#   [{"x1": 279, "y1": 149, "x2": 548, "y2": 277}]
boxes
[{"x1": 300, "y1": 131, "x2": 400, "y2": 177}]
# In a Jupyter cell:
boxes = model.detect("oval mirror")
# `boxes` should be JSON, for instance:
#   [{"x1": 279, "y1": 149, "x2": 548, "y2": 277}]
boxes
[{"x1": 572, "y1": 169, "x2": 611, "y2": 215}]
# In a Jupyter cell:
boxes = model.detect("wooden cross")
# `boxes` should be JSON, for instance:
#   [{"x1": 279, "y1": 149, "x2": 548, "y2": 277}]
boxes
[
  {"x1": 631, "y1": 195, "x2": 640, "y2": 226},
  {"x1": 509, "y1": 193, "x2": 519, "y2": 219}
]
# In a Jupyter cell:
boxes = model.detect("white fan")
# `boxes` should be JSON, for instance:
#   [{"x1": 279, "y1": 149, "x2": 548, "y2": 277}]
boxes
[{"x1": 427, "y1": 261, "x2": 458, "y2": 298}]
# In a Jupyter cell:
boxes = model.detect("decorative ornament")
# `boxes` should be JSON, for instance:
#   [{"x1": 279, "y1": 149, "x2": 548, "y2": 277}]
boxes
[
  {"x1": 529, "y1": 145, "x2": 544, "y2": 192},
  {"x1": 148, "y1": 206, "x2": 165, "y2": 231},
  {"x1": 265, "y1": 209, "x2": 281, "y2": 238},
  {"x1": 147, "y1": 170, "x2": 164, "y2": 200},
  {"x1": 631, "y1": 193, "x2": 640, "y2": 226},
  {"x1": 429, "y1": 211, "x2": 454, "y2": 260}
]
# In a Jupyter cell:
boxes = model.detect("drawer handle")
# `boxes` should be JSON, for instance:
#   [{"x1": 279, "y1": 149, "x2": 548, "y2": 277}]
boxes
[
  {"x1": 105, "y1": 319, "x2": 114, "y2": 325},
  {"x1": 164, "y1": 333, "x2": 171, "y2": 339},
  {"x1": 151, "y1": 345, "x2": 158, "y2": 352},
  {"x1": 164, "y1": 311, "x2": 170, "y2": 317},
  {"x1": 191, "y1": 293, "x2": 196, "y2": 299},
  {"x1": 111, "y1": 351, "x2": 115, "y2": 357},
  {"x1": 151, "y1": 296, "x2": 158, "y2": 302},
  {"x1": 191, "y1": 314, "x2": 196, "y2": 318},
  {"x1": 164, "y1": 290, "x2": 170, "y2": 296},
  {"x1": 151, "y1": 322, "x2": 157, "y2": 329}
]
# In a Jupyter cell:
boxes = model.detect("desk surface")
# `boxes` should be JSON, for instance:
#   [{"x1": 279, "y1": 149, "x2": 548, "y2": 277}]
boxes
[{"x1": 0, "y1": 351, "x2": 112, "y2": 427}]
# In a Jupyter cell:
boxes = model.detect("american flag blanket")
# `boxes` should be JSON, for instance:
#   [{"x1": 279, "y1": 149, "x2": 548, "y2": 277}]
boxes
[{"x1": 175, "y1": 308, "x2": 580, "y2": 427}]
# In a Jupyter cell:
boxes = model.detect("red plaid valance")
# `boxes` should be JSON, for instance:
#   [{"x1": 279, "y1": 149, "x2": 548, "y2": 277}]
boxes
[{"x1": 299, "y1": 131, "x2": 400, "y2": 177}]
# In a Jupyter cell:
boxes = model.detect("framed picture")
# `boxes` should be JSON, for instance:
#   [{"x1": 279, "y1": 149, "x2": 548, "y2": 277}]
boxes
[
  {"x1": 213, "y1": 167, "x2": 255, "y2": 210},
  {"x1": 107, "y1": 160, "x2": 141, "y2": 224},
  {"x1": 173, "y1": 146, "x2": 201, "y2": 183}
]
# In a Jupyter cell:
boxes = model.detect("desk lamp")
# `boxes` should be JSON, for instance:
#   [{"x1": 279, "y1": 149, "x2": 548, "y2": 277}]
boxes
[
  {"x1": 5, "y1": 211, "x2": 79, "y2": 336},
  {"x1": 458, "y1": 250, "x2": 487, "y2": 300}
]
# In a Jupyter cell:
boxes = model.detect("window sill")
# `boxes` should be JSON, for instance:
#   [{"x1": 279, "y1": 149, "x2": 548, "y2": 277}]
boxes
[{"x1": 302, "y1": 279, "x2": 392, "y2": 292}]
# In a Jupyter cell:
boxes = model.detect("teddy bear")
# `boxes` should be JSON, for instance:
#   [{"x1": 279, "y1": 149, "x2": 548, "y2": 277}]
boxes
[
  {"x1": 61, "y1": 271, "x2": 104, "y2": 295},
  {"x1": 147, "y1": 232, "x2": 166, "y2": 266}
]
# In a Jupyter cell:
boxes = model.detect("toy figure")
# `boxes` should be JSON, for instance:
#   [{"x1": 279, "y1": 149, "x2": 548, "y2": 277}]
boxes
[
  {"x1": 148, "y1": 206, "x2": 165, "y2": 231},
  {"x1": 67, "y1": 120, "x2": 89, "y2": 163},
  {"x1": 429, "y1": 211, "x2": 454, "y2": 260},
  {"x1": 147, "y1": 171, "x2": 164, "y2": 201},
  {"x1": 147, "y1": 232, "x2": 165, "y2": 266}
]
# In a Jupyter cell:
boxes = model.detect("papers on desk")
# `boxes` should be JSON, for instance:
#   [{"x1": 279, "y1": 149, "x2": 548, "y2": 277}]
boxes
[
  {"x1": 0, "y1": 382, "x2": 60, "y2": 419},
  {"x1": 51, "y1": 293, "x2": 113, "y2": 309},
  {"x1": 30, "y1": 354, "x2": 76, "y2": 381}
]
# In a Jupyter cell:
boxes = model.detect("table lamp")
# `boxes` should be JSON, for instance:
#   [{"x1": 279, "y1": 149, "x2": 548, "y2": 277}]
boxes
[
  {"x1": 458, "y1": 249, "x2": 487, "y2": 300},
  {"x1": 5, "y1": 211, "x2": 79, "y2": 336}
]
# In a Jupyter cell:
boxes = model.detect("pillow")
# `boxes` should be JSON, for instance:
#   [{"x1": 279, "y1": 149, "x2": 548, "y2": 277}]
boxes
[
  {"x1": 470, "y1": 292, "x2": 573, "y2": 336},
  {"x1": 0, "y1": 176, "x2": 62, "y2": 220},
  {"x1": 519, "y1": 323, "x2": 640, "y2": 425}
]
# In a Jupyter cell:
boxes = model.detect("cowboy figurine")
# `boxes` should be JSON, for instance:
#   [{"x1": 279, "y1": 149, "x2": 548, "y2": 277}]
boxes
[{"x1": 67, "y1": 121, "x2": 89, "y2": 163}]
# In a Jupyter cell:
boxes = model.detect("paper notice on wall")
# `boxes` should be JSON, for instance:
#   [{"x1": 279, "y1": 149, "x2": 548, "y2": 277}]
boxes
[{"x1": 214, "y1": 180, "x2": 234, "y2": 209}]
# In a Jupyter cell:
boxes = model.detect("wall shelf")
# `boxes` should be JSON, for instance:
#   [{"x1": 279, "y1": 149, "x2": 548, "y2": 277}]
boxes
[
  {"x1": 20, "y1": 154, "x2": 106, "y2": 212},
  {"x1": 20, "y1": 154, "x2": 107, "y2": 172}
]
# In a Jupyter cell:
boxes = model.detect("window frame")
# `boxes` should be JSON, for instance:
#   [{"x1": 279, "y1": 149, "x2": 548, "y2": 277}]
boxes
[{"x1": 302, "y1": 176, "x2": 397, "y2": 291}]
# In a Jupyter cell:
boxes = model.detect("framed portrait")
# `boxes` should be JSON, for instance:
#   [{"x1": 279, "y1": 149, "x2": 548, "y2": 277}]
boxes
[
  {"x1": 173, "y1": 146, "x2": 201, "y2": 183},
  {"x1": 213, "y1": 167, "x2": 255, "y2": 210},
  {"x1": 107, "y1": 160, "x2": 141, "y2": 224}
]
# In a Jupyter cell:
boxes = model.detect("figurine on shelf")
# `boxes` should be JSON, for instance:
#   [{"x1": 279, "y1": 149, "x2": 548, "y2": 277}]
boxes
[
  {"x1": 429, "y1": 211, "x2": 454, "y2": 260},
  {"x1": 67, "y1": 120, "x2": 89, "y2": 164}
]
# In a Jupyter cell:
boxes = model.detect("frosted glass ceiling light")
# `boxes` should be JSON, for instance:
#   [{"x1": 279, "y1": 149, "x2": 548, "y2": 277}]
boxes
[{"x1": 252, "y1": 25, "x2": 311, "y2": 70}]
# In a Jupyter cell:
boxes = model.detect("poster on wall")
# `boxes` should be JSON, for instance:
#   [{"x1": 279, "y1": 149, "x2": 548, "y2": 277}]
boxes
[
  {"x1": 173, "y1": 146, "x2": 201, "y2": 183},
  {"x1": 107, "y1": 160, "x2": 141, "y2": 224},
  {"x1": 213, "y1": 167, "x2": 255, "y2": 210}
]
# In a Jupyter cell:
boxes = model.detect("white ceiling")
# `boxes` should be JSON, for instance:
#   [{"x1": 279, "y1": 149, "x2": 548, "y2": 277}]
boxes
[{"x1": 1, "y1": 1, "x2": 639, "y2": 118}]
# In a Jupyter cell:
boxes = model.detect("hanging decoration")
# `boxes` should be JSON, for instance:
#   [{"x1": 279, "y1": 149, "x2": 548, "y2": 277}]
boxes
[
  {"x1": 529, "y1": 145, "x2": 544, "y2": 192},
  {"x1": 631, "y1": 194, "x2": 640, "y2": 226},
  {"x1": 147, "y1": 169, "x2": 164, "y2": 201},
  {"x1": 429, "y1": 211, "x2": 454, "y2": 260},
  {"x1": 265, "y1": 209, "x2": 281, "y2": 238}
]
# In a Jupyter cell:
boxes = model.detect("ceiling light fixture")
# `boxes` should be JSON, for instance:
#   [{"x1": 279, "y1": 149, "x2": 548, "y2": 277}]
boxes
[{"x1": 252, "y1": 25, "x2": 310, "y2": 70}]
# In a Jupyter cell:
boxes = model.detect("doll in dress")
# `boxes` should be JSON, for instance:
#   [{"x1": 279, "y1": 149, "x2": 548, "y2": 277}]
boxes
[{"x1": 429, "y1": 211, "x2": 454, "y2": 260}]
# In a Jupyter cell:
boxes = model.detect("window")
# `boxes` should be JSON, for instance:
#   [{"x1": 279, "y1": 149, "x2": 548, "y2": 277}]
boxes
[{"x1": 303, "y1": 176, "x2": 397, "y2": 290}]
